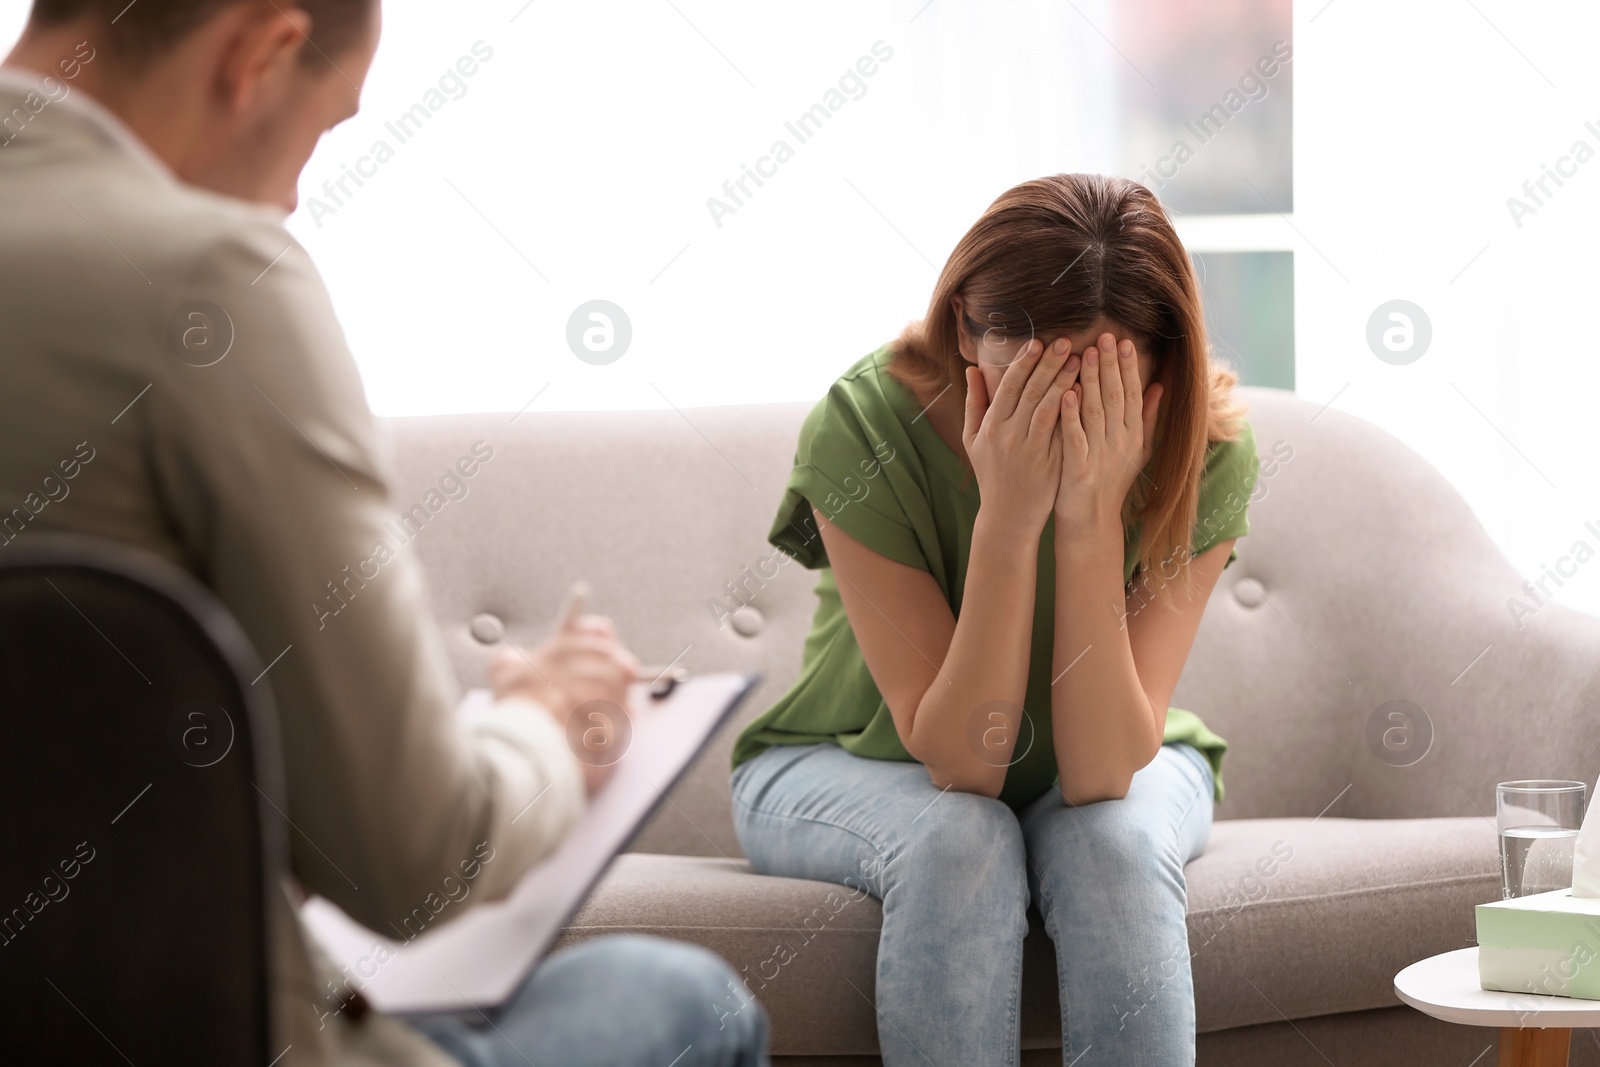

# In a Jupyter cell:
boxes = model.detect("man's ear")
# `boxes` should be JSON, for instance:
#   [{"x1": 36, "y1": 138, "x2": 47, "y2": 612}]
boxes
[{"x1": 216, "y1": 4, "x2": 313, "y2": 113}]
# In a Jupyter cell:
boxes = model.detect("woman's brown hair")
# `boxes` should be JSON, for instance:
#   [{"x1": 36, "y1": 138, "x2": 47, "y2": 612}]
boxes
[{"x1": 889, "y1": 172, "x2": 1249, "y2": 601}]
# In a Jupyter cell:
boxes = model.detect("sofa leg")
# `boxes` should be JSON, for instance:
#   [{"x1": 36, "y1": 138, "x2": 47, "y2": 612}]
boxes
[{"x1": 1498, "y1": 1027, "x2": 1571, "y2": 1067}]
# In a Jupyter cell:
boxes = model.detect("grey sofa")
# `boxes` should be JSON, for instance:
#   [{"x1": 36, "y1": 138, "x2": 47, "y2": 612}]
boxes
[{"x1": 383, "y1": 385, "x2": 1600, "y2": 1066}]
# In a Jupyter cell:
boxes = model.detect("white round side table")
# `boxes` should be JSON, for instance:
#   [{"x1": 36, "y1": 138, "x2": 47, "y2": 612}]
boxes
[{"x1": 1395, "y1": 947, "x2": 1600, "y2": 1066}]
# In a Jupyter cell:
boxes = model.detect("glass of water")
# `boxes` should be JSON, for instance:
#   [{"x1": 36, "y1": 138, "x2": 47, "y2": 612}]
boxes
[{"x1": 1497, "y1": 780, "x2": 1587, "y2": 899}]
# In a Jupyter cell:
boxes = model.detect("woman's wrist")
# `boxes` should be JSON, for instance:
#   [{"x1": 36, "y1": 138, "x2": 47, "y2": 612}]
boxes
[
  {"x1": 974, "y1": 505, "x2": 1047, "y2": 552},
  {"x1": 1053, "y1": 505, "x2": 1122, "y2": 552},
  {"x1": 1053, "y1": 490, "x2": 1123, "y2": 535}
]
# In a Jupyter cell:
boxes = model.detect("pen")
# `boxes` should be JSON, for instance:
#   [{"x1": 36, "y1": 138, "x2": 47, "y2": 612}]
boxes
[
  {"x1": 640, "y1": 665, "x2": 689, "y2": 700},
  {"x1": 555, "y1": 580, "x2": 590, "y2": 630}
]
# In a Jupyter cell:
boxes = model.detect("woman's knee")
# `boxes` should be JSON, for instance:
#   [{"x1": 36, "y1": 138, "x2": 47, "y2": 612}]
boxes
[
  {"x1": 1037, "y1": 797, "x2": 1187, "y2": 897},
  {"x1": 894, "y1": 791, "x2": 1028, "y2": 890}
]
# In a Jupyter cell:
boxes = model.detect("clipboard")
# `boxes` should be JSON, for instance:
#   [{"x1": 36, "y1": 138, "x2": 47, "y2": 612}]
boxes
[{"x1": 299, "y1": 670, "x2": 759, "y2": 1013}]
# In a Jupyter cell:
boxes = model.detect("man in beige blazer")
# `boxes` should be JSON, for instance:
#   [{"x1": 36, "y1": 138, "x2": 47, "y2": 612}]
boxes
[{"x1": 0, "y1": 2, "x2": 768, "y2": 1065}]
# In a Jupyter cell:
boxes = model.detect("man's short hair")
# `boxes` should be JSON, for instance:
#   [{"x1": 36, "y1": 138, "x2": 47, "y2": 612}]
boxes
[{"x1": 27, "y1": 0, "x2": 373, "y2": 68}]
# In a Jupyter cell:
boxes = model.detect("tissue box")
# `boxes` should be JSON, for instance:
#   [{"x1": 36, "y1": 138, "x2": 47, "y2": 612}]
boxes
[{"x1": 1477, "y1": 888, "x2": 1600, "y2": 1000}]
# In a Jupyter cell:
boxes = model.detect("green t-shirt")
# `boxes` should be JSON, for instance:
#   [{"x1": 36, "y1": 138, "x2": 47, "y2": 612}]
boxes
[{"x1": 731, "y1": 345, "x2": 1257, "y2": 810}]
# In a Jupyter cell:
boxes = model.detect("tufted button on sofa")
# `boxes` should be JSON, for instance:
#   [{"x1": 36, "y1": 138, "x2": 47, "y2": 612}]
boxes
[{"x1": 381, "y1": 387, "x2": 1600, "y2": 1067}]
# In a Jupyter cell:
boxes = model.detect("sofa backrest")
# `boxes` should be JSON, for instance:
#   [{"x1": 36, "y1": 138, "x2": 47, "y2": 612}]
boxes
[{"x1": 383, "y1": 387, "x2": 1600, "y2": 858}]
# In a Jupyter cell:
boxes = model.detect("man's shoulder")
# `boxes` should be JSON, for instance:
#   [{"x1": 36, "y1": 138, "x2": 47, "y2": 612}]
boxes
[
  {"x1": 0, "y1": 97, "x2": 301, "y2": 297},
  {"x1": 0, "y1": 103, "x2": 363, "y2": 434},
  {"x1": 89, "y1": 162, "x2": 299, "y2": 293}
]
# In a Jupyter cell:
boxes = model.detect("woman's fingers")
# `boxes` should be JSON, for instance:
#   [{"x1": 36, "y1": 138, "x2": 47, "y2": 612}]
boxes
[
  {"x1": 1061, "y1": 383, "x2": 1087, "y2": 458},
  {"x1": 1095, "y1": 331, "x2": 1124, "y2": 430},
  {"x1": 1030, "y1": 352, "x2": 1079, "y2": 440},
  {"x1": 986, "y1": 338, "x2": 1043, "y2": 421},
  {"x1": 1118, "y1": 337, "x2": 1143, "y2": 434},
  {"x1": 1019, "y1": 337, "x2": 1072, "y2": 418},
  {"x1": 1080, "y1": 340, "x2": 1104, "y2": 431},
  {"x1": 960, "y1": 365, "x2": 987, "y2": 451}
]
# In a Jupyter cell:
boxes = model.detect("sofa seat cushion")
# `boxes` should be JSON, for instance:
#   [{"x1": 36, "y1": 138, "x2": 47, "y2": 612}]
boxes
[
  {"x1": 1187, "y1": 816, "x2": 1498, "y2": 1029},
  {"x1": 551, "y1": 816, "x2": 1499, "y2": 1056},
  {"x1": 550, "y1": 853, "x2": 900, "y2": 1057}
]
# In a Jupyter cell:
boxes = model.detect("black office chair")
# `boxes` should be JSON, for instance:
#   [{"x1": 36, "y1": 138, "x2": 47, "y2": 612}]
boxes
[{"x1": 0, "y1": 535, "x2": 287, "y2": 1066}]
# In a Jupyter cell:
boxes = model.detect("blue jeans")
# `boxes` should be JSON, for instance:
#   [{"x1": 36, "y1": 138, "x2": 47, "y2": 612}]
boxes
[
  {"x1": 403, "y1": 934, "x2": 770, "y2": 1066},
  {"x1": 730, "y1": 741, "x2": 1213, "y2": 1067}
]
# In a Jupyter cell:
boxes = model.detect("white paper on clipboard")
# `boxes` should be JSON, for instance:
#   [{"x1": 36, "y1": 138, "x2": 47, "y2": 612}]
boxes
[{"x1": 299, "y1": 671, "x2": 759, "y2": 1014}]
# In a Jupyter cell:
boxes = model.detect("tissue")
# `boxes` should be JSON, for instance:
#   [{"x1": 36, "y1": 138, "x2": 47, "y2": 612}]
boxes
[{"x1": 1477, "y1": 890, "x2": 1600, "y2": 999}]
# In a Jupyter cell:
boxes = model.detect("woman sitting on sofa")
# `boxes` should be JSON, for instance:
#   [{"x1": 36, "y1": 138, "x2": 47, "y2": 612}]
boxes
[{"x1": 728, "y1": 172, "x2": 1259, "y2": 1067}]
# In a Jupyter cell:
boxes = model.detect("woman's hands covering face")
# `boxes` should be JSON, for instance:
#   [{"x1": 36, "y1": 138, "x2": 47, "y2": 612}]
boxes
[
  {"x1": 960, "y1": 328, "x2": 1161, "y2": 533},
  {"x1": 1054, "y1": 331, "x2": 1163, "y2": 530},
  {"x1": 961, "y1": 337, "x2": 1080, "y2": 533}
]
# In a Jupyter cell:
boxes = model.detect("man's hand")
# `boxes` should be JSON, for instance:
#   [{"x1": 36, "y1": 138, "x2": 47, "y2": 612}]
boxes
[{"x1": 489, "y1": 615, "x2": 639, "y2": 794}]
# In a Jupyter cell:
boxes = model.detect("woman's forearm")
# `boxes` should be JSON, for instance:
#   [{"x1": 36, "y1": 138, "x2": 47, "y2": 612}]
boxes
[
  {"x1": 909, "y1": 509, "x2": 1038, "y2": 796},
  {"x1": 1049, "y1": 514, "x2": 1164, "y2": 804}
]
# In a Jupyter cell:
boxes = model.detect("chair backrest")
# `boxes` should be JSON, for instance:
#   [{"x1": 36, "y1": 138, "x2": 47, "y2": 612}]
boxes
[
  {"x1": 0, "y1": 536, "x2": 285, "y2": 1066},
  {"x1": 384, "y1": 386, "x2": 1600, "y2": 856}
]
